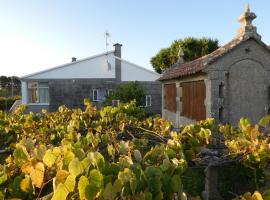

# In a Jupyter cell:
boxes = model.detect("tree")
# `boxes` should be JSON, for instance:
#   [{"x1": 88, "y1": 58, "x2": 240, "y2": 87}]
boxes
[
  {"x1": 104, "y1": 82, "x2": 145, "y2": 106},
  {"x1": 150, "y1": 37, "x2": 219, "y2": 73},
  {"x1": 0, "y1": 76, "x2": 21, "y2": 97}
]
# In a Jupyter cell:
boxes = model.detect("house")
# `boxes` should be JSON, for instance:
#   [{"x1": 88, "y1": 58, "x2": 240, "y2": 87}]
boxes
[
  {"x1": 159, "y1": 5, "x2": 270, "y2": 126},
  {"x1": 20, "y1": 43, "x2": 162, "y2": 114}
]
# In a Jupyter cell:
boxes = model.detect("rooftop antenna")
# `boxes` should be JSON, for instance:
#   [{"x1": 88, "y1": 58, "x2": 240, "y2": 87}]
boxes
[{"x1": 105, "y1": 31, "x2": 112, "y2": 70}]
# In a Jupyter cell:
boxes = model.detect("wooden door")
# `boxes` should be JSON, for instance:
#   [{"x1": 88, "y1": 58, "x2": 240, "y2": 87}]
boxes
[{"x1": 181, "y1": 81, "x2": 206, "y2": 120}]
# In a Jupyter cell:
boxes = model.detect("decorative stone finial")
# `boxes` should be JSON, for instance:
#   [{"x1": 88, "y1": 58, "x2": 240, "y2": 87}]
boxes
[
  {"x1": 246, "y1": 3, "x2": 250, "y2": 12},
  {"x1": 177, "y1": 46, "x2": 185, "y2": 65},
  {"x1": 236, "y1": 4, "x2": 261, "y2": 40}
]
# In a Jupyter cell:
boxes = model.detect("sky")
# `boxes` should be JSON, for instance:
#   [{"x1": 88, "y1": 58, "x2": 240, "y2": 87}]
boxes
[{"x1": 0, "y1": 0, "x2": 270, "y2": 77}]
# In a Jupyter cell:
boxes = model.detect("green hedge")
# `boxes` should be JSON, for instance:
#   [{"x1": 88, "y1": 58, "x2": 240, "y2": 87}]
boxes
[{"x1": 0, "y1": 96, "x2": 21, "y2": 111}]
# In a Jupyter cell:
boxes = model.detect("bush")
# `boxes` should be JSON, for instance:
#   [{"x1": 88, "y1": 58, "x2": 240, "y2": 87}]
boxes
[
  {"x1": 0, "y1": 96, "x2": 21, "y2": 111},
  {"x1": 103, "y1": 81, "x2": 145, "y2": 106}
]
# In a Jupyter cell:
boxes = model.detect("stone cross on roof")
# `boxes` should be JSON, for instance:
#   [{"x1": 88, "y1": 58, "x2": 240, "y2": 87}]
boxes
[{"x1": 236, "y1": 4, "x2": 261, "y2": 40}]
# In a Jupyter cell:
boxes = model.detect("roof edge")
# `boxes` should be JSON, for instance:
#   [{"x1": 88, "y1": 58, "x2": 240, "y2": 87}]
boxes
[
  {"x1": 20, "y1": 51, "x2": 114, "y2": 80},
  {"x1": 114, "y1": 56, "x2": 161, "y2": 77}
]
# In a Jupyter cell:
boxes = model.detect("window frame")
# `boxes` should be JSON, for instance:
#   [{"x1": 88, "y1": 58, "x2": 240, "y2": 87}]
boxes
[
  {"x1": 27, "y1": 82, "x2": 49, "y2": 105},
  {"x1": 106, "y1": 89, "x2": 113, "y2": 97},
  {"x1": 92, "y1": 89, "x2": 99, "y2": 102},
  {"x1": 145, "y1": 95, "x2": 152, "y2": 107}
]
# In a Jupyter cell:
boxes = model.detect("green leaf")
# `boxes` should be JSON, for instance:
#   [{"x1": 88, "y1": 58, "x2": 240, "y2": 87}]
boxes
[
  {"x1": 119, "y1": 141, "x2": 129, "y2": 155},
  {"x1": 259, "y1": 115, "x2": 270, "y2": 126},
  {"x1": 113, "y1": 179, "x2": 123, "y2": 193},
  {"x1": 263, "y1": 189, "x2": 270, "y2": 200},
  {"x1": 88, "y1": 152, "x2": 105, "y2": 171},
  {"x1": 89, "y1": 169, "x2": 103, "y2": 188},
  {"x1": 118, "y1": 168, "x2": 135, "y2": 184},
  {"x1": 107, "y1": 144, "x2": 115, "y2": 159},
  {"x1": 35, "y1": 144, "x2": 47, "y2": 161},
  {"x1": 63, "y1": 151, "x2": 75, "y2": 169},
  {"x1": 144, "y1": 191, "x2": 152, "y2": 200},
  {"x1": 64, "y1": 175, "x2": 76, "y2": 193},
  {"x1": 69, "y1": 158, "x2": 83, "y2": 177},
  {"x1": 51, "y1": 183, "x2": 69, "y2": 200},
  {"x1": 13, "y1": 145, "x2": 30, "y2": 165},
  {"x1": 43, "y1": 149, "x2": 58, "y2": 167},
  {"x1": 0, "y1": 173, "x2": 7, "y2": 185},
  {"x1": 85, "y1": 185, "x2": 99, "y2": 200},
  {"x1": 78, "y1": 176, "x2": 89, "y2": 200},
  {"x1": 134, "y1": 149, "x2": 142, "y2": 163},
  {"x1": 103, "y1": 183, "x2": 116, "y2": 200},
  {"x1": 170, "y1": 174, "x2": 182, "y2": 193},
  {"x1": 145, "y1": 166, "x2": 162, "y2": 178},
  {"x1": 147, "y1": 177, "x2": 162, "y2": 193}
]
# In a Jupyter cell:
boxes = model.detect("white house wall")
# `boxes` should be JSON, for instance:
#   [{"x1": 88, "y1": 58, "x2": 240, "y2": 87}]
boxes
[
  {"x1": 21, "y1": 81, "x2": 27, "y2": 104},
  {"x1": 24, "y1": 53, "x2": 115, "y2": 79},
  {"x1": 120, "y1": 59, "x2": 160, "y2": 81}
]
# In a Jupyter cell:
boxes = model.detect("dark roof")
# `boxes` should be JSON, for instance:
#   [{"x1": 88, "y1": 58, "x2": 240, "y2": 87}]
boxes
[{"x1": 159, "y1": 37, "x2": 269, "y2": 81}]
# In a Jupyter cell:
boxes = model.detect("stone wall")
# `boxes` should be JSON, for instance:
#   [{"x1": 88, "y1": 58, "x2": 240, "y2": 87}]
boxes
[
  {"x1": 206, "y1": 39, "x2": 270, "y2": 125},
  {"x1": 48, "y1": 79, "x2": 162, "y2": 114}
]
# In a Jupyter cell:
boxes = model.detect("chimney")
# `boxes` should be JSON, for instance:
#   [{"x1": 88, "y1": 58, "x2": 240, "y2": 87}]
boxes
[
  {"x1": 113, "y1": 43, "x2": 122, "y2": 82},
  {"x1": 113, "y1": 43, "x2": 122, "y2": 58},
  {"x1": 71, "y1": 57, "x2": 77, "y2": 62}
]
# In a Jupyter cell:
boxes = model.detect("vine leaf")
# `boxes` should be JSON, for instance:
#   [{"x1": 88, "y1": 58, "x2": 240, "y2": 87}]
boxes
[
  {"x1": 64, "y1": 175, "x2": 76, "y2": 193},
  {"x1": 30, "y1": 162, "x2": 44, "y2": 188},
  {"x1": 43, "y1": 149, "x2": 58, "y2": 167},
  {"x1": 170, "y1": 174, "x2": 182, "y2": 193},
  {"x1": 55, "y1": 170, "x2": 70, "y2": 186},
  {"x1": 68, "y1": 158, "x2": 83, "y2": 177},
  {"x1": 78, "y1": 176, "x2": 89, "y2": 200},
  {"x1": 51, "y1": 183, "x2": 69, "y2": 200},
  {"x1": 20, "y1": 176, "x2": 32, "y2": 193},
  {"x1": 85, "y1": 185, "x2": 99, "y2": 200},
  {"x1": 102, "y1": 183, "x2": 116, "y2": 200},
  {"x1": 89, "y1": 169, "x2": 103, "y2": 188}
]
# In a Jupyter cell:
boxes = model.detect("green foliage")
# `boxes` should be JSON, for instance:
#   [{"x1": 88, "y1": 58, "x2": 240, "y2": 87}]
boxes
[
  {"x1": 0, "y1": 101, "x2": 270, "y2": 199},
  {"x1": 103, "y1": 81, "x2": 145, "y2": 107},
  {"x1": 150, "y1": 37, "x2": 219, "y2": 73}
]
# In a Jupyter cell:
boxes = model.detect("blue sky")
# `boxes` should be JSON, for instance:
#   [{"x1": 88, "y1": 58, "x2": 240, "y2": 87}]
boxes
[{"x1": 0, "y1": 0, "x2": 269, "y2": 76}]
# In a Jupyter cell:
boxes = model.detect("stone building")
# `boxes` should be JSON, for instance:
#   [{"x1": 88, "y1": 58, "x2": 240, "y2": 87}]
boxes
[
  {"x1": 20, "y1": 44, "x2": 162, "y2": 114},
  {"x1": 159, "y1": 5, "x2": 270, "y2": 126}
]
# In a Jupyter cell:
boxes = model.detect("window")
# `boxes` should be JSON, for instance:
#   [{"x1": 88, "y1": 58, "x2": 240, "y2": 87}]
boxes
[
  {"x1": 93, "y1": 88, "x2": 111, "y2": 102},
  {"x1": 268, "y1": 86, "x2": 270, "y2": 100},
  {"x1": 145, "y1": 95, "x2": 151, "y2": 107},
  {"x1": 106, "y1": 89, "x2": 113, "y2": 97},
  {"x1": 219, "y1": 106, "x2": 224, "y2": 123},
  {"x1": 219, "y1": 82, "x2": 224, "y2": 98},
  {"x1": 93, "y1": 89, "x2": 98, "y2": 101},
  {"x1": 28, "y1": 82, "x2": 49, "y2": 104}
]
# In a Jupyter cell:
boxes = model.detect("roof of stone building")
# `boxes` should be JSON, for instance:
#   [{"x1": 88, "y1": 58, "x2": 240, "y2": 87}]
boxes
[{"x1": 159, "y1": 5, "x2": 269, "y2": 82}]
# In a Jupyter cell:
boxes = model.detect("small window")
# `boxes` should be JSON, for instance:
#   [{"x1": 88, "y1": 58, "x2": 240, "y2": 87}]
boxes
[
  {"x1": 268, "y1": 86, "x2": 270, "y2": 100},
  {"x1": 93, "y1": 88, "x2": 108, "y2": 102},
  {"x1": 219, "y1": 106, "x2": 224, "y2": 123},
  {"x1": 145, "y1": 95, "x2": 151, "y2": 107},
  {"x1": 106, "y1": 89, "x2": 113, "y2": 96},
  {"x1": 93, "y1": 89, "x2": 98, "y2": 101},
  {"x1": 219, "y1": 82, "x2": 224, "y2": 98}
]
